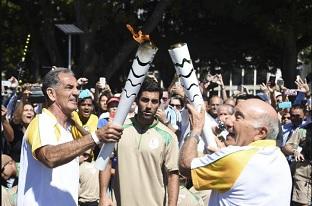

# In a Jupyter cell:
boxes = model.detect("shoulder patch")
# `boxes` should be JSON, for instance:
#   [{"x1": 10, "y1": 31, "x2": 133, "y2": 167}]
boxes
[{"x1": 154, "y1": 126, "x2": 173, "y2": 145}]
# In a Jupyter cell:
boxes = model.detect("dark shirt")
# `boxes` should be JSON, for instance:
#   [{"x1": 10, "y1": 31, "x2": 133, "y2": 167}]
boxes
[{"x1": 8, "y1": 121, "x2": 24, "y2": 162}]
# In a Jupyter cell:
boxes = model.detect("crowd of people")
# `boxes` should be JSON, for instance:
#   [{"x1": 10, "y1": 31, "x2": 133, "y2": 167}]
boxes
[{"x1": 1, "y1": 67, "x2": 311, "y2": 206}]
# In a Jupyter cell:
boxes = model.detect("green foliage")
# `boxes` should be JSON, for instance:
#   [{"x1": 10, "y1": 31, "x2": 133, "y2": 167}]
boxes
[{"x1": 1, "y1": 0, "x2": 311, "y2": 88}]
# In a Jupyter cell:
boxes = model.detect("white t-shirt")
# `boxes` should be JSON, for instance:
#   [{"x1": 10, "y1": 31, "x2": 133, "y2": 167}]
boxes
[{"x1": 17, "y1": 109, "x2": 79, "y2": 206}]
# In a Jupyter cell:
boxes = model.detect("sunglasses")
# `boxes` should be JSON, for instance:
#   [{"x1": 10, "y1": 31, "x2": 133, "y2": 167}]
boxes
[{"x1": 170, "y1": 103, "x2": 182, "y2": 109}]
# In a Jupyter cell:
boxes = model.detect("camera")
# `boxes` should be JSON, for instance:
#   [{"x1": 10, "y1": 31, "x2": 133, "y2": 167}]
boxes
[
  {"x1": 28, "y1": 86, "x2": 45, "y2": 103},
  {"x1": 217, "y1": 119, "x2": 226, "y2": 131},
  {"x1": 216, "y1": 119, "x2": 229, "y2": 141}
]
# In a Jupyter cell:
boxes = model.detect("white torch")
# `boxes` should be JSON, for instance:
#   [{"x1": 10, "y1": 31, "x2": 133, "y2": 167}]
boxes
[
  {"x1": 95, "y1": 41, "x2": 158, "y2": 170},
  {"x1": 168, "y1": 43, "x2": 218, "y2": 151}
]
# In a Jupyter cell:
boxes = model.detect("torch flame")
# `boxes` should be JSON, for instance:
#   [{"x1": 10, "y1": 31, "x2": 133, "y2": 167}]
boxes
[{"x1": 126, "y1": 24, "x2": 150, "y2": 44}]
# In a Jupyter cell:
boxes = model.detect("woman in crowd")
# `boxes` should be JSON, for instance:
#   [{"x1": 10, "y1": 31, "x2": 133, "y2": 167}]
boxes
[{"x1": 4, "y1": 102, "x2": 35, "y2": 163}]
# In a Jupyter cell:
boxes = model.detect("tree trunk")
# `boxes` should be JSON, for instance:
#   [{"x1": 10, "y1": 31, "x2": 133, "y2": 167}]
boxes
[
  {"x1": 281, "y1": 3, "x2": 297, "y2": 89},
  {"x1": 74, "y1": 0, "x2": 99, "y2": 77},
  {"x1": 282, "y1": 27, "x2": 297, "y2": 89},
  {"x1": 38, "y1": 0, "x2": 63, "y2": 66}
]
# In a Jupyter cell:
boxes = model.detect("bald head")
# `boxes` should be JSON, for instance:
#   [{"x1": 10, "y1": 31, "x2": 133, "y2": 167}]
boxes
[
  {"x1": 233, "y1": 98, "x2": 279, "y2": 145},
  {"x1": 237, "y1": 99, "x2": 277, "y2": 119}
]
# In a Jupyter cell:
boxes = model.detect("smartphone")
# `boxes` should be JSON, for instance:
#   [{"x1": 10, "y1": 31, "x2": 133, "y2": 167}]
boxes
[
  {"x1": 268, "y1": 75, "x2": 276, "y2": 87},
  {"x1": 284, "y1": 89, "x2": 297, "y2": 96},
  {"x1": 99, "y1": 77, "x2": 106, "y2": 86},
  {"x1": 278, "y1": 101, "x2": 292, "y2": 109}
]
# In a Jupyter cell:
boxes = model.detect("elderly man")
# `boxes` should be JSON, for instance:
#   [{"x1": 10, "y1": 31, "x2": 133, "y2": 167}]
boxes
[
  {"x1": 206, "y1": 96, "x2": 223, "y2": 119},
  {"x1": 17, "y1": 68, "x2": 123, "y2": 206},
  {"x1": 179, "y1": 99, "x2": 292, "y2": 206}
]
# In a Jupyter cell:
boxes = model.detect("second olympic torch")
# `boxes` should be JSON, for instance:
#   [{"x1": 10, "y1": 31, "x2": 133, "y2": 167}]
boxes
[
  {"x1": 168, "y1": 43, "x2": 218, "y2": 150},
  {"x1": 95, "y1": 41, "x2": 158, "y2": 170}
]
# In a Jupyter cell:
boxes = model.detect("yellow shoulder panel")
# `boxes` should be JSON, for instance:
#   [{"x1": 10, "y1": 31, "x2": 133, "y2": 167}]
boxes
[
  {"x1": 25, "y1": 116, "x2": 41, "y2": 157},
  {"x1": 191, "y1": 148, "x2": 258, "y2": 192}
]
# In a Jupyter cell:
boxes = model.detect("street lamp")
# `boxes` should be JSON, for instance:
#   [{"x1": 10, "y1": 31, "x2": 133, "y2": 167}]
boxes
[{"x1": 55, "y1": 24, "x2": 83, "y2": 70}]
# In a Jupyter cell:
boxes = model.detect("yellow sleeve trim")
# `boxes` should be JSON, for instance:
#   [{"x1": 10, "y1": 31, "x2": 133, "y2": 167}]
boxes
[
  {"x1": 191, "y1": 148, "x2": 258, "y2": 192},
  {"x1": 25, "y1": 116, "x2": 41, "y2": 158}
]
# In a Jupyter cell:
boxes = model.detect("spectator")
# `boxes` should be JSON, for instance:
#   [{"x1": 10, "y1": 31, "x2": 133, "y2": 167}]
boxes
[
  {"x1": 279, "y1": 105, "x2": 306, "y2": 148},
  {"x1": 169, "y1": 94, "x2": 184, "y2": 112},
  {"x1": 207, "y1": 96, "x2": 223, "y2": 119},
  {"x1": 99, "y1": 77, "x2": 179, "y2": 206},
  {"x1": 94, "y1": 80, "x2": 112, "y2": 116},
  {"x1": 4, "y1": 102, "x2": 35, "y2": 162},
  {"x1": 127, "y1": 101, "x2": 137, "y2": 118},
  {"x1": 224, "y1": 98, "x2": 236, "y2": 107},
  {"x1": 17, "y1": 67, "x2": 123, "y2": 206},
  {"x1": 106, "y1": 96, "x2": 120, "y2": 121},
  {"x1": 214, "y1": 104, "x2": 235, "y2": 144},
  {"x1": 97, "y1": 92, "x2": 110, "y2": 117},
  {"x1": 71, "y1": 89, "x2": 98, "y2": 136},
  {"x1": 162, "y1": 89, "x2": 180, "y2": 128},
  {"x1": 97, "y1": 93, "x2": 111, "y2": 129},
  {"x1": 281, "y1": 112, "x2": 291, "y2": 125},
  {"x1": 179, "y1": 99, "x2": 292, "y2": 206},
  {"x1": 78, "y1": 150, "x2": 99, "y2": 206},
  {"x1": 1, "y1": 105, "x2": 14, "y2": 155},
  {"x1": 1, "y1": 154, "x2": 18, "y2": 206},
  {"x1": 283, "y1": 123, "x2": 311, "y2": 206}
]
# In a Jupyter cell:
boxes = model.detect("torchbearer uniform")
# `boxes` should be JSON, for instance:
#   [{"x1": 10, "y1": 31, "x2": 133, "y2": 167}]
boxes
[
  {"x1": 112, "y1": 117, "x2": 179, "y2": 206},
  {"x1": 17, "y1": 109, "x2": 79, "y2": 206},
  {"x1": 191, "y1": 140, "x2": 292, "y2": 206}
]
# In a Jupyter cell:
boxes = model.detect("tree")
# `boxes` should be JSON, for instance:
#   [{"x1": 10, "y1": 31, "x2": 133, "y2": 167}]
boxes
[{"x1": 1, "y1": 0, "x2": 311, "y2": 89}]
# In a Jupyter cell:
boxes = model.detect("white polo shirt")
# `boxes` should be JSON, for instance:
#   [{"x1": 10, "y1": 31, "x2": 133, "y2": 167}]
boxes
[
  {"x1": 191, "y1": 140, "x2": 292, "y2": 206},
  {"x1": 17, "y1": 109, "x2": 79, "y2": 206}
]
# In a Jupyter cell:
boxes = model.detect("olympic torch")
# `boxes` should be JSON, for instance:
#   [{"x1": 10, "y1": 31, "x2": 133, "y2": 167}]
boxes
[
  {"x1": 168, "y1": 43, "x2": 217, "y2": 150},
  {"x1": 95, "y1": 30, "x2": 158, "y2": 170}
]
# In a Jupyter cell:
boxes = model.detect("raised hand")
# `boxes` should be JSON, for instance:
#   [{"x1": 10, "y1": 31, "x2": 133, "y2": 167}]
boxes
[{"x1": 295, "y1": 76, "x2": 309, "y2": 94}]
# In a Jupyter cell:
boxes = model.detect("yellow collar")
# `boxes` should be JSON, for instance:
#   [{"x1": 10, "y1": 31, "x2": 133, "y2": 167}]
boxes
[{"x1": 249, "y1": 140, "x2": 277, "y2": 147}]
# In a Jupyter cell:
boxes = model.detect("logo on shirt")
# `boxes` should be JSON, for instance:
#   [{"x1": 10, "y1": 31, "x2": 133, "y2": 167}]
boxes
[{"x1": 149, "y1": 138, "x2": 159, "y2": 150}]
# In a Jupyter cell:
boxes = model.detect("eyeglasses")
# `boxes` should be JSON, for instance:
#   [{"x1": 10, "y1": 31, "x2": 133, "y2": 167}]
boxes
[{"x1": 162, "y1": 97, "x2": 168, "y2": 101}]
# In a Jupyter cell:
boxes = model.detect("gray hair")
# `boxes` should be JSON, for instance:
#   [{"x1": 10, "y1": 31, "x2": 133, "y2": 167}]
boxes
[
  {"x1": 42, "y1": 67, "x2": 75, "y2": 102},
  {"x1": 253, "y1": 113, "x2": 279, "y2": 140},
  {"x1": 217, "y1": 104, "x2": 235, "y2": 115}
]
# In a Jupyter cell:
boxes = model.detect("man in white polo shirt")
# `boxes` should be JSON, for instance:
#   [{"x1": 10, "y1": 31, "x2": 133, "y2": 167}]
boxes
[
  {"x1": 17, "y1": 67, "x2": 123, "y2": 206},
  {"x1": 179, "y1": 99, "x2": 292, "y2": 206}
]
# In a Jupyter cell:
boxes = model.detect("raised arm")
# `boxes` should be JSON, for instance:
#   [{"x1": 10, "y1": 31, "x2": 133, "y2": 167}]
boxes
[
  {"x1": 179, "y1": 104, "x2": 205, "y2": 177},
  {"x1": 1, "y1": 105, "x2": 14, "y2": 143}
]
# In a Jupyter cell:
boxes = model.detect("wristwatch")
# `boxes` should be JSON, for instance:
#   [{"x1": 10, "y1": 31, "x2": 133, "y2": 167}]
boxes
[{"x1": 187, "y1": 133, "x2": 200, "y2": 144}]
